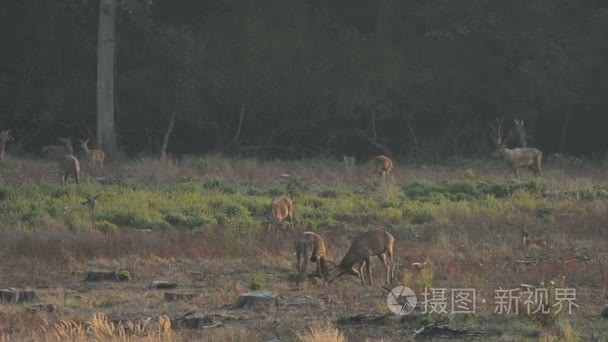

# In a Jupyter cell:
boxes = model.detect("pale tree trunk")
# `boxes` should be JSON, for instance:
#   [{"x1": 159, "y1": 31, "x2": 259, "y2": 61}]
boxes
[
  {"x1": 513, "y1": 119, "x2": 527, "y2": 148},
  {"x1": 160, "y1": 111, "x2": 177, "y2": 159},
  {"x1": 97, "y1": 0, "x2": 118, "y2": 153},
  {"x1": 376, "y1": 0, "x2": 394, "y2": 47},
  {"x1": 558, "y1": 113, "x2": 570, "y2": 153}
]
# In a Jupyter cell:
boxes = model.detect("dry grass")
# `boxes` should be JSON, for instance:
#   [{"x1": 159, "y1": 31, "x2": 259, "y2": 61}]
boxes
[
  {"x1": 1, "y1": 155, "x2": 608, "y2": 340},
  {"x1": 50, "y1": 313, "x2": 173, "y2": 342},
  {"x1": 297, "y1": 323, "x2": 345, "y2": 342}
]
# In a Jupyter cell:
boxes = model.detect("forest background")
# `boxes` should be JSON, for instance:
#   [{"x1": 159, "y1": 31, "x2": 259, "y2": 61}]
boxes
[{"x1": 1, "y1": 0, "x2": 607, "y2": 161}]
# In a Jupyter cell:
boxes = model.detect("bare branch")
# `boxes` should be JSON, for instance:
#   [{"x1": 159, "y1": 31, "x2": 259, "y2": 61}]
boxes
[{"x1": 353, "y1": 128, "x2": 393, "y2": 156}]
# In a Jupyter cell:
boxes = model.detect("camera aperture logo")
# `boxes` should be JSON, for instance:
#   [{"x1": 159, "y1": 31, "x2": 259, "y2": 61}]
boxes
[{"x1": 387, "y1": 286, "x2": 417, "y2": 315}]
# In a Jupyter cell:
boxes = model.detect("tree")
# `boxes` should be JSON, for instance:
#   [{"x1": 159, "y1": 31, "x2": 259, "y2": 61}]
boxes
[{"x1": 97, "y1": 0, "x2": 118, "y2": 152}]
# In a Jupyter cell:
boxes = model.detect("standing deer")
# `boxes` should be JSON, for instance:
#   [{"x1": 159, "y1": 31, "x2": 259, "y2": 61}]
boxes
[
  {"x1": 490, "y1": 118, "x2": 542, "y2": 177},
  {"x1": 295, "y1": 231, "x2": 332, "y2": 281},
  {"x1": 42, "y1": 137, "x2": 74, "y2": 161},
  {"x1": 79, "y1": 138, "x2": 106, "y2": 172},
  {"x1": 329, "y1": 229, "x2": 395, "y2": 286},
  {"x1": 267, "y1": 196, "x2": 294, "y2": 234},
  {"x1": 0, "y1": 130, "x2": 13, "y2": 161},
  {"x1": 521, "y1": 228, "x2": 550, "y2": 252},
  {"x1": 61, "y1": 154, "x2": 80, "y2": 185},
  {"x1": 374, "y1": 155, "x2": 393, "y2": 179}
]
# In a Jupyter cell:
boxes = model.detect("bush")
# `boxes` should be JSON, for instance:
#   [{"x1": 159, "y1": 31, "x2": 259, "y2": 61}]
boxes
[
  {"x1": 601, "y1": 305, "x2": 608, "y2": 319},
  {"x1": 95, "y1": 220, "x2": 118, "y2": 234},
  {"x1": 402, "y1": 179, "x2": 543, "y2": 202},
  {"x1": 203, "y1": 177, "x2": 237, "y2": 194}
]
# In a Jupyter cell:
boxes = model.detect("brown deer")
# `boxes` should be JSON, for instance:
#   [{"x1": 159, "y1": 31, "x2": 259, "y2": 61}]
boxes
[
  {"x1": 42, "y1": 137, "x2": 74, "y2": 161},
  {"x1": 490, "y1": 118, "x2": 542, "y2": 177},
  {"x1": 374, "y1": 155, "x2": 393, "y2": 179},
  {"x1": 521, "y1": 228, "x2": 551, "y2": 252},
  {"x1": 61, "y1": 154, "x2": 80, "y2": 185},
  {"x1": 267, "y1": 196, "x2": 294, "y2": 234},
  {"x1": 295, "y1": 231, "x2": 332, "y2": 281},
  {"x1": 329, "y1": 229, "x2": 395, "y2": 286},
  {"x1": 0, "y1": 130, "x2": 13, "y2": 161},
  {"x1": 79, "y1": 138, "x2": 106, "y2": 172}
]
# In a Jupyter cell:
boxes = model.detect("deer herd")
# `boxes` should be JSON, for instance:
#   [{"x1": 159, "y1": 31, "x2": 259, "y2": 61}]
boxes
[
  {"x1": 0, "y1": 118, "x2": 554, "y2": 285},
  {"x1": 0, "y1": 135, "x2": 106, "y2": 184}
]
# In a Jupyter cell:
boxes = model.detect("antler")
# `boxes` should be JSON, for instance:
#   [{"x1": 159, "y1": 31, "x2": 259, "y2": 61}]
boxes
[
  {"x1": 490, "y1": 117, "x2": 514, "y2": 147},
  {"x1": 490, "y1": 118, "x2": 504, "y2": 146}
]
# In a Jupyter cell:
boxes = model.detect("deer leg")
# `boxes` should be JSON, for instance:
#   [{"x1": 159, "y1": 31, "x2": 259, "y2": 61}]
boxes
[
  {"x1": 365, "y1": 257, "x2": 372, "y2": 286},
  {"x1": 296, "y1": 251, "x2": 303, "y2": 280},
  {"x1": 301, "y1": 252, "x2": 309, "y2": 281},
  {"x1": 358, "y1": 262, "x2": 366, "y2": 286},
  {"x1": 316, "y1": 259, "x2": 324, "y2": 280},
  {"x1": 379, "y1": 253, "x2": 391, "y2": 285}
]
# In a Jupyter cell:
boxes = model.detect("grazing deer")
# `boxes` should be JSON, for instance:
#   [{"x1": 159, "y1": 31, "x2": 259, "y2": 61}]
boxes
[
  {"x1": 295, "y1": 231, "x2": 332, "y2": 281},
  {"x1": 329, "y1": 229, "x2": 395, "y2": 286},
  {"x1": 374, "y1": 155, "x2": 393, "y2": 179},
  {"x1": 42, "y1": 137, "x2": 74, "y2": 161},
  {"x1": 62, "y1": 154, "x2": 80, "y2": 185},
  {"x1": 79, "y1": 138, "x2": 106, "y2": 171},
  {"x1": 490, "y1": 118, "x2": 542, "y2": 177},
  {"x1": 267, "y1": 196, "x2": 294, "y2": 234},
  {"x1": 0, "y1": 130, "x2": 13, "y2": 161}
]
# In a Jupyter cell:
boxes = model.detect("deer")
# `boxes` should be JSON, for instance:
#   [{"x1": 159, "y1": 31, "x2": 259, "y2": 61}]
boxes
[
  {"x1": 343, "y1": 155, "x2": 356, "y2": 168},
  {"x1": 328, "y1": 229, "x2": 395, "y2": 286},
  {"x1": 42, "y1": 137, "x2": 74, "y2": 161},
  {"x1": 521, "y1": 228, "x2": 551, "y2": 252},
  {"x1": 295, "y1": 231, "x2": 333, "y2": 282},
  {"x1": 61, "y1": 154, "x2": 80, "y2": 185},
  {"x1": 79, "y1": 138, "x2": 106, "y2": 172},
  {"x1": 374, "y1": 155, "x2": 393, "y2": 179},
  {"x1": 267, "y1": 196, "x2": 294, "y2": 234},
  {"x1": 490, "y1": 118, "x2": 542, "y2": 177},
  {"x1": 0, "y1": 130, "x2": 13, "y2": 161}
]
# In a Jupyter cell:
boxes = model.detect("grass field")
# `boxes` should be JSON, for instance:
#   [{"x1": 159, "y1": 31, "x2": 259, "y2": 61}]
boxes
[{"x1": 1, "y1": 155, "x2": 608, "y2": 341}]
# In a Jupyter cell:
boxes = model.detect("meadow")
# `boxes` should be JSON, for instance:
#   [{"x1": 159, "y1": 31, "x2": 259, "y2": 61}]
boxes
[{"x1": 0, "y1": 155, "x2": 608, "y2": 341}]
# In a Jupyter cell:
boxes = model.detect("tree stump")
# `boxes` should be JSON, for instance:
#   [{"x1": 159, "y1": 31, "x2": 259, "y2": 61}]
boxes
[
  {"x1": 232, "y1": 291, "x2": 277, "y2": 309},
  {"x1": 0, "y1": 289, "x2": 39, "y2": 303},
  {"x1": 164, "y1": 292, "x2": 197, "y2": 302},
  {"x1": 84, "y1": 271, "x2": 130, "y2": 282}
]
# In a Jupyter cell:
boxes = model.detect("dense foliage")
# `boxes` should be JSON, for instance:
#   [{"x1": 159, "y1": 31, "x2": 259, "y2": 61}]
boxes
[
  {"x1": 2, "y1": 175, "x2": 607, "y2": 240},
  {"x1": 1, "y1": 0, "x2": 607, "y2": 159}
]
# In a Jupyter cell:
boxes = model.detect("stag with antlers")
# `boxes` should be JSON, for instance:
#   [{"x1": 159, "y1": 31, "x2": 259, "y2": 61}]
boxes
[{"x1": 490, "y1": 118, "x2": 542, "y2": 177}]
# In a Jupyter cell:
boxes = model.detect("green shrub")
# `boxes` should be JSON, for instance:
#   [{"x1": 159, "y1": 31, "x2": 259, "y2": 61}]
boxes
[
  {"x1": 286, "y1": 177, "x2": 309, "y2": 197},
  {"x1": 95, "y1": 220, "x2": 118, "y2": 233},
  {"x1": 203, "y1": 177, "x2": 236, "y2": 194},
  {"x1": 601, "y1": 305, "x2": 608, "y2": 319},
  {"x1": 403, "y1": 179, "x2": 543, "y2": 202}
]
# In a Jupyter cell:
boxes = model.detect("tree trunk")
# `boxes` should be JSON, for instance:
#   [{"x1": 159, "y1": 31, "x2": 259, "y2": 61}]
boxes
[
  {"x1": 160, "y1": 111, "x2": 177, "y2": 159},
  {"x1": 558, "y1": 113, "x2": 570, "y2": 153},
  {"x1": 97, "y1": 0, "x2": 118, "y2": 153},
  {"x1": 376, "y1": 0, "x2": 394, "y2": 47},
  {"x1": 513, "y1": 119, "x2": 527, "y2": 148}
]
